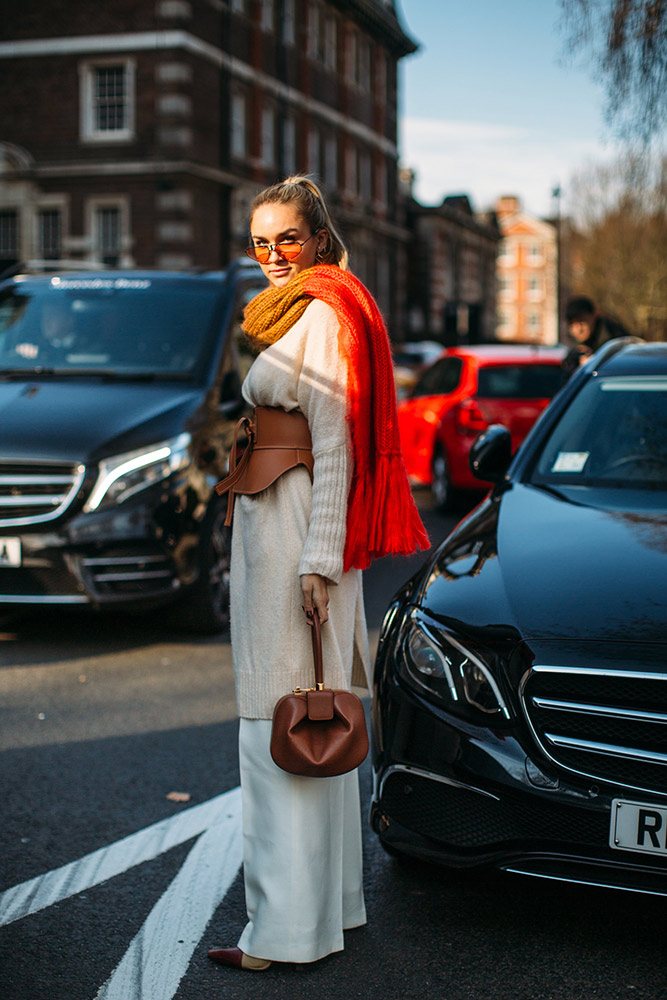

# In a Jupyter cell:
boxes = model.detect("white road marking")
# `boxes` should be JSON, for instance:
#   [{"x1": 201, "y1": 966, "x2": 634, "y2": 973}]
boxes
[
  {"x1": 95, "y1": 789, "x2": 243, "y2": 1000},
  {"x1": 0, "y1": 787, "x2": 241, "y2": 927}
]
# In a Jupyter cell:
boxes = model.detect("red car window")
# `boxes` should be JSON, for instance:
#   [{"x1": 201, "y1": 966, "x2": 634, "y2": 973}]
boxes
[
  {"x1": 475, "y1": 364, "x2": 561, "y2": 399},
  {"x1": 412, "y1": 357, "x2": 464, "y2": 397}
]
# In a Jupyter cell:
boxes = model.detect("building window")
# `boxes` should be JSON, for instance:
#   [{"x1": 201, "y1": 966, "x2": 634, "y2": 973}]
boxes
[
  {"x1": 231, "y1": 92, "x2": 247, "y2": 159},
  {"x1": 307, "y1": 128, "x2": 320, "y2": 176},
  {"x1": 527, "y1": 312, "x2": 541, "y2": 333},
  {"x1": 324, "y1": 136, "x2": 337, "y2": 188},
  {"x1": 260, "y1": 0, "x2": 273, "y2": 31},
  {"x1": 282, "y1": 116, "x2": 296, "y2": 175},
  {"x1": 374, "y1": 50, "x2": 386, "y2": 103},
  {"x1": 80, "y1": 61, "x2": 135, "y2": 141},
  {"x1": 307, "y1": 2, "x2": 320, "y2": 60},
  {"x1": 374, "y1": 158, "x2": 386, "y2": 206},
  {"x1": 0, "y1": 210, "x2": 19, "y2": 258},
  {"x1": 282, "y1": 0, "x2": 295, "y2": 44},
  {"x1": 324, "y1": 16, "x2": 337, "y2": 70},
  {"x1": 38, "y1": 209, "x2": 62, "y2": 259},
  {"x1": 498, "y1": 240, "x2": 515, "y2": 264},
  {"x1": 528, "y1": 243, "x2": 543, "y2": 263},
  {"x1": 261, "y1": 107, "x2": 275, "y2": 167},
  {"x1": 358, "y1": 38, "x2": 371, "y2": 90},
  {"x1": 346, "y1": 145, "x2": 358, "y2": 195},
  {"x1": 360, "y1": 151, "x2": 372, "y2": 202},
  {"x1": 498, "y1": 275, "x2": 513, "y2": 297},
  {"x1": 97, "y1": 207, "x2": 122, "y2": 266},
  {"x1": 346, "y1": 30, "x2": 358, "y2": 84},
  {"x1": 528, "y1": 275, "x2": 543, "y2": 298}
]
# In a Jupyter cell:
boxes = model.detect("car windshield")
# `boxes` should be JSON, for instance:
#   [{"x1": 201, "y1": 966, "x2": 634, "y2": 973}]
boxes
[
  {"x1": 0, "y1": 277, "x2": 222, "y2": 377},
  {"x1": 532, "y1": 374, "x2": 667, "y2": 489}
]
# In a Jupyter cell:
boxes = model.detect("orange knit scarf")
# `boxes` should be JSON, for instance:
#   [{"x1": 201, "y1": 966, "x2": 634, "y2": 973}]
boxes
[{"x1": 242, "y1": 265, "x2": 429, "y2": 571}]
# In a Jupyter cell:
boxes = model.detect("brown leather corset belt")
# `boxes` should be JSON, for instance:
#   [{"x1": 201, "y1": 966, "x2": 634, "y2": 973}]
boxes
[{"x1": 214, "y1": 406, "x2": 314, "y2": 526}]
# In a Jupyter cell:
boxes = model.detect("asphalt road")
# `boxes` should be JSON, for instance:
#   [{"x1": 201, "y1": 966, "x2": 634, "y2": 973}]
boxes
[{"x1": 2, "y1": 490, "x2": 667, "y2": 1000}]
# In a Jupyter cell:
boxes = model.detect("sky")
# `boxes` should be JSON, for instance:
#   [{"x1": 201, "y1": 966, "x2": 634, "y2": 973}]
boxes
[{"x1": 395, "y1": 0, "x2": 621, "y2": 218}]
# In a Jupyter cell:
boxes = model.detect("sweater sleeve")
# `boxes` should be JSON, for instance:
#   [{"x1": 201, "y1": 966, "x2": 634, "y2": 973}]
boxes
[{"x1": 296, "y1": 299, "x2": 350, "y2": 585}]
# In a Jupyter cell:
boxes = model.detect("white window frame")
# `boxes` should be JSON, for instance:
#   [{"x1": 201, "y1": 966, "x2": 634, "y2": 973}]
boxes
[
  {"x1": 85, "y1": 196, "x2": 133, "y2": 266},
  {"x1": 527, "y1": 274, "x2": 543, "y2": 300},
  {"x1": 498, "y1": 274, "x2": 514, "y2": 299},
  {"x1": 80, "y1": 58, "x2": 136, "y2": 143}
]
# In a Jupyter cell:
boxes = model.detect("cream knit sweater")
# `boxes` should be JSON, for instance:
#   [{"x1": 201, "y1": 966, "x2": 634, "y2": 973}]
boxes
[{"x1": 229, "y1": 299, "x2": 371, "y2": 719}]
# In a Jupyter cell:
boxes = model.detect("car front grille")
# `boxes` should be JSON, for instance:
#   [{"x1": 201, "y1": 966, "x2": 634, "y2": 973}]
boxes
[
  {"x1": 522, "y1": 666, "x2": 667, "y2": 795},
  {"x1": 0, "y1": 461, "x2": 85, "y2": 526},
  {"x1": 80, "y1": 551, "x2": 177, "y2": 598},
  {"x1": 379, "y1": 768, "x2": 608, "y2": 848}
]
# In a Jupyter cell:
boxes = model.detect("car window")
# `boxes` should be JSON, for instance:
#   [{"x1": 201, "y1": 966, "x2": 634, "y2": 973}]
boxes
[
  {"x1": 412, "y1": 357, "x2": 463, "y2": 397},
  {"x1": 0, "y1": 280, "x2": 223, "y2": 376},
  {"x1": 476, "y1": 364, "x2": 562, "y2": 399},
  {"x1": 531, "y1": 375, "x2": 667, "y2": 488}
]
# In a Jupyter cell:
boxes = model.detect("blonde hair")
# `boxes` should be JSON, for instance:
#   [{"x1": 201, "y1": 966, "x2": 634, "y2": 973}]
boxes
[{"x1": 250, "y1": 175, "x2": 349, "y2": 270}]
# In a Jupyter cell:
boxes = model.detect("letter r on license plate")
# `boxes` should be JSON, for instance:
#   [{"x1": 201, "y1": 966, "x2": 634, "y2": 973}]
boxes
[{"x1": 610, "y1": 799, "x2": 667, "y2": 855}]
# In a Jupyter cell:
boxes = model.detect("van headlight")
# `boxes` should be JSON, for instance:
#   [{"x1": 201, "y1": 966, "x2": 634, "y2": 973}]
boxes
[
  {"x1": 397, "y1": 614, "x2": 511, "y2": 721},
  {"x1": 84, "y1": 433, "x2": 191, "y2": 512}
]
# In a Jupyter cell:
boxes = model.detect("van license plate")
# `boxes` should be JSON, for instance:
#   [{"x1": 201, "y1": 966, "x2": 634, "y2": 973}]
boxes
[{"x1": 610, "y1": 799, "x2": 667, "y2": 855}]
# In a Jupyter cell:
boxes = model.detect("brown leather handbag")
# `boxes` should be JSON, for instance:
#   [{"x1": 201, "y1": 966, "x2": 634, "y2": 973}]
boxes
[{"x1": 270, "y1": 614, "x2": 369, "y2": 778}]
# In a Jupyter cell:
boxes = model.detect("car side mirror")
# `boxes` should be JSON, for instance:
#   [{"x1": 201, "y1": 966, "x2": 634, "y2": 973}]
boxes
[{"x1": 469, "y1": 424, "x2": 512, "y2": 483}]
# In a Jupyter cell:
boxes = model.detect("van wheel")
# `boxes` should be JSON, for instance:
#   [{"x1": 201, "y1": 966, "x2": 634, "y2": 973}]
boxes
[
  {"x1": 431, "y1": 445, "x2": 455, "y2": 512},
  {"x1": 176, "y1": 503, "x2": 231, "y2": 634}
]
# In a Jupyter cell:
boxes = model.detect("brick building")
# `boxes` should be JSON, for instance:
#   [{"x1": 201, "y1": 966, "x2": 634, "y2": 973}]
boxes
[
  {"x1": 494, "y1": 195, "x2": 558, "y2": 344},
  {"x1": 0, "y1": 0, "x2": 416, "y2": 327},
  {"x1": 401, "y1": 177, "x2": 501, "y2": 345}
]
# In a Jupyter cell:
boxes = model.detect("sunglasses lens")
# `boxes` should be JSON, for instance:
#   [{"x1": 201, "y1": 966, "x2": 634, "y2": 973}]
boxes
[
  {"x1": 277, "y1": 241, "x2": 302, "y2": 260},
  {"x1": 245, "y1": 245, "x2": 269, "y2": 263}
]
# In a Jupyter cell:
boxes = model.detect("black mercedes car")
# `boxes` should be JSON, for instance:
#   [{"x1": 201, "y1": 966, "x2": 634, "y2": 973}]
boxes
[
  {"x1": 0, "y1": 262, "x2": 265, "y2": 631},
  {"x1": 372, "y1": 339, "x2": 667, "y2": 894}
]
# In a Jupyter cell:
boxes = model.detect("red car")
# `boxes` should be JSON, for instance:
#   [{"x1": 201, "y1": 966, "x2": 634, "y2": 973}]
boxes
[{"x1": 397, "y1": 344, "x2": 566, "y2": 509}]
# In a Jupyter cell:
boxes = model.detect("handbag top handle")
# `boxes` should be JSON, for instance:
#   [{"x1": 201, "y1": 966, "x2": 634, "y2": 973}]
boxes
[{"x1": 310, "y1": 613, "x2": 325, "y2": 690}]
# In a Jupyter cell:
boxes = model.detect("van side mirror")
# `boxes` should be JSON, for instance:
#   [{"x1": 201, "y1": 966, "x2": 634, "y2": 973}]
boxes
[
  {"x1": 469, "y1": 425, "x2": 512, "y2": 483},
  {"x1": 219, "y1": 369, "x2": 244, "y2": 418}
]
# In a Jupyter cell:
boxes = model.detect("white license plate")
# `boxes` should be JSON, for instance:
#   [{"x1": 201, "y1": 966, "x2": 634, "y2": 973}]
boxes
[
  {"x1": 610, "y1": 798, "x2": 667, "y2": 855},
  {"x1": 0, "y1": 537, "x2": 21, "y2": 568}
]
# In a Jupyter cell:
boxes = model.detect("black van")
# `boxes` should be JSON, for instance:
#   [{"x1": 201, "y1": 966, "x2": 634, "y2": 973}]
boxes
[{"x1": 0, "y1": 262, "x2": 266, "y2": 631}]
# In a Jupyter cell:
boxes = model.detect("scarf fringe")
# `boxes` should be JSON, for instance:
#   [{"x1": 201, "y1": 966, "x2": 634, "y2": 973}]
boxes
[{"x1": 344, "y1": 452, "x2": 430, "y2": 572}]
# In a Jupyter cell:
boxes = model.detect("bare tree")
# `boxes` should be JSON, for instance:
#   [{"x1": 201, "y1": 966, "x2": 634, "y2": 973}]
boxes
[
  {"x1": 559, "y1": 0, "x2": 667, "y2": 145},
  {"x1": 564, "y1": 152, "x2": 667, "y2": 338}
]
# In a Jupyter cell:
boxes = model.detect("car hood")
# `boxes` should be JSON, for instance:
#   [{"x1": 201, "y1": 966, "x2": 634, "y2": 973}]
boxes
[
  {"x1": 0, "y1": 379, "x2": 204, "y2": 463},
  {"x1": 420, "y1": 483, "x2": 667, "y2": 645}
]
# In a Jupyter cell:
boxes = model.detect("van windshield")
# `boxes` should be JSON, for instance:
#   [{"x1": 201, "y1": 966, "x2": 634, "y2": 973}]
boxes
[{"x1": 0, "y1": 277, "x2": 221, "y2": 377}]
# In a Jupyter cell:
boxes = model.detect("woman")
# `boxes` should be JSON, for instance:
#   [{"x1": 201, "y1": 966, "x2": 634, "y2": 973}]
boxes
[{"x1": 208, "y1": 176, "x2": 428, "y2": 971}]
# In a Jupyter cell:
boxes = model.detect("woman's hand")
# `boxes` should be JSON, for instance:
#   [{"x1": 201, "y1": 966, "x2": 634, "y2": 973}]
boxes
[{"x1": 300, "y1": 573, "x2": 330, "y2": 624}]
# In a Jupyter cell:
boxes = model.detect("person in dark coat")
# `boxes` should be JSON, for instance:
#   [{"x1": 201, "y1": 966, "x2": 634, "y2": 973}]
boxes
[{"x1": 561, "y1": 296, "x2": 632, "y2": 381}]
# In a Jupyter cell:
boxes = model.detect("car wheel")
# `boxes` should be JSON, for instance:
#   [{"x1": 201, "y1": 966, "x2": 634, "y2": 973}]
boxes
[
  {"x1": 175, "y1": 502, "x2": 231, "y2": 634},
  {"x1": 431, "y1": 445, "x2": 454, "y2": 512}
]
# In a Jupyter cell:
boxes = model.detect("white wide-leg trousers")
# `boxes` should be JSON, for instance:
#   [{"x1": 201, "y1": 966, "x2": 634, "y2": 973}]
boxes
[{"x1": 237, "y1": 718, "x2": 367, "y2": 964}]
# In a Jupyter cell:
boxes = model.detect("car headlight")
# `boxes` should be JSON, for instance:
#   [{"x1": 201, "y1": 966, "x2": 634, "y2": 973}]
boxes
[
  {"x1": 84, "y1": 433, "x2": 191, "y2": 512},
  {"x1": 398, "y1": 613, "x2": 511, "y2": 721}
]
